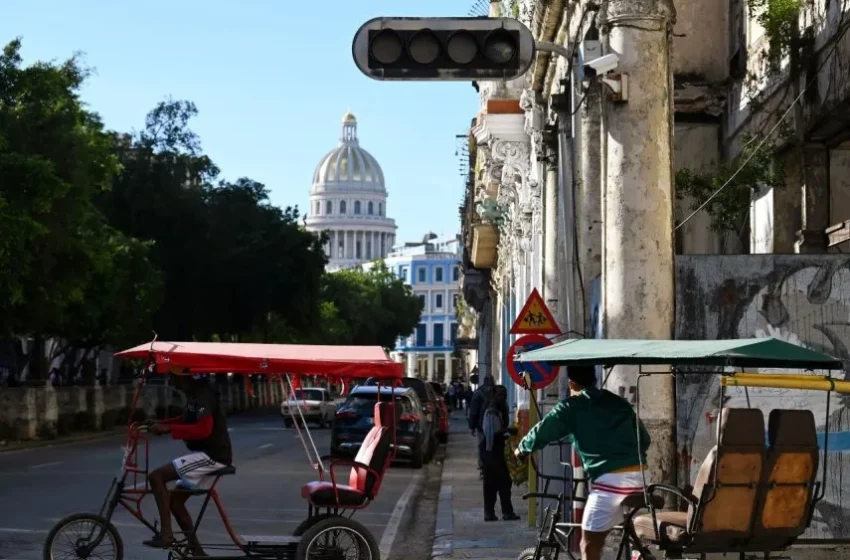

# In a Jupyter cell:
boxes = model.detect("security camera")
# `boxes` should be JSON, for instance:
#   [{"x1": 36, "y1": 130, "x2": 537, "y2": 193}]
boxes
[{"x1": 583, "y1": 53, "x2": 620, "y2": 77}]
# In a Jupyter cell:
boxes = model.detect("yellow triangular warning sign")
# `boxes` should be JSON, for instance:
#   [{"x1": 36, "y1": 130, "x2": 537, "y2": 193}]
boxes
[{"x1": 510, "y1": 288, "x2": 561, "y2": 335}]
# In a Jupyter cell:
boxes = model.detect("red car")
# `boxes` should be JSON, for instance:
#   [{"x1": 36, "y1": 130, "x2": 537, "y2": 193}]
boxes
[{"x1": 429, "y1": 381, "x2": 450, "y2": 444}]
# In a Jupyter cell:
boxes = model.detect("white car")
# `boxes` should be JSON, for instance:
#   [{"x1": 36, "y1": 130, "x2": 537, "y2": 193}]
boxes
[{"x1": 280, "y1": 388, "x2": 336, "y2": 428}]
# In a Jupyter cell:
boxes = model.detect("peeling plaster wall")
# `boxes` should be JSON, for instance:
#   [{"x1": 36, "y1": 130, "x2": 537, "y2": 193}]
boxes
[
  {"x1": 831, "y1": 144, "x2": 850, "y2": 226},
  {"x1": 672, "y1": 0, "x2": 729, "y2": 81},
  {"x1": 674, "y1": 123, "x2": 721, "y2": 254},
  {"x1": 676, "y1": 254, "x2": 850, "y2": 539}
]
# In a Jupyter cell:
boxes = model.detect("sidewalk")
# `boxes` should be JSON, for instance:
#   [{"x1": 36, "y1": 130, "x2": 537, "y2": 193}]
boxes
[{"x1": 432, "y1": 413, "x2": 538, "y2": 560}]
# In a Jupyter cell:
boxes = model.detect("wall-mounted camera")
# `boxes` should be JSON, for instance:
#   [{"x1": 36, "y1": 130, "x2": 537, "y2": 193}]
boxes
[{"x1": 582, "y1": 53, "x2": 620, "y2": 78}]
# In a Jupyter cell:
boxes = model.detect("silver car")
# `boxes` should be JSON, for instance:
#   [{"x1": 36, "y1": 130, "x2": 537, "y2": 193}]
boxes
[{"x1": 280, "y1": 387, "x2": 336, "y2": 428}]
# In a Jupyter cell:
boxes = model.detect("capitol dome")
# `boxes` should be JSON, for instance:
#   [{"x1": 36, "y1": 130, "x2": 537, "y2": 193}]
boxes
[
  {"x1": 305, "y1": 112, "x2": 397, "y2": 272},
  {"x1": 311, "y1": 113, "x2": 385, "y2": 191}
]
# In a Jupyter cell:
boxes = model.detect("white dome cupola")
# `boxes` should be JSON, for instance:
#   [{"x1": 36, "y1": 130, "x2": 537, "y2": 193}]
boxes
[
  {"x1": 311, "y1": 113, "x2": 386, "y2": 192},
  {"x1": 305, "y1": 112, "x2": 397, "y2": 272}
]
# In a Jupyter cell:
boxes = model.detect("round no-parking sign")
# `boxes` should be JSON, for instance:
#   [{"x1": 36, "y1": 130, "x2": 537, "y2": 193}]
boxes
[{"x1": 506, "y1": 334, "x2": 559, "y2": 390}]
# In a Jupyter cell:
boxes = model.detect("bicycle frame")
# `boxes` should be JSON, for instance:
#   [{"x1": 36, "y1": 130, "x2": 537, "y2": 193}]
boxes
[{"x1": 81, "y1": 422, "x2": 250, "y2": 556}]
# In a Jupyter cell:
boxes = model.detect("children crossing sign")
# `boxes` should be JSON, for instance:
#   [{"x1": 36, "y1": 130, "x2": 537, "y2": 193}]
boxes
[{"x1": 510, "y1": 288, "x2": 561, "y2": 335}]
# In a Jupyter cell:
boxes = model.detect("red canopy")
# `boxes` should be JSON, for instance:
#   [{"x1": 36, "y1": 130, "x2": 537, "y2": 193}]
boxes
[{"x1": 114, "y1": 341, "x2": 403, "y2": 379}]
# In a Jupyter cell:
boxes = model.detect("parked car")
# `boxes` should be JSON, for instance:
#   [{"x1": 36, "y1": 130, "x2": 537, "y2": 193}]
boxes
[
  {"x1": 280, "y1": 387, "x2": 336, "y2": 428},
  {"x1": 331, "y1": 385, "x2": 429, "y2": 468},
  {"x1": 428, "y1": 381, "x2": 450, "y2": 444}
]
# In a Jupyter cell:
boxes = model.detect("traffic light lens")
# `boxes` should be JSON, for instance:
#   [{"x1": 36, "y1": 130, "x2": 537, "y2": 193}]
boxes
[
  {"x1": 371, "y1": 30, "x2": 403, "y2": 64},
  {"x1": 446, "y1": 31, "x2": 478, "y2": 65},
  {"x1": 409, "y1": 30, "x2": 441, "y2": 65},
  {"x1": 483, "y1": 30, "x2": 517, "y2": 65}
]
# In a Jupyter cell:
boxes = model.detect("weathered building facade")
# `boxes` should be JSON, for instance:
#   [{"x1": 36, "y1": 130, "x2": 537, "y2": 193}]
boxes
[{"x1": 459, "y1": 0, "x2": 850, "y2": 537}]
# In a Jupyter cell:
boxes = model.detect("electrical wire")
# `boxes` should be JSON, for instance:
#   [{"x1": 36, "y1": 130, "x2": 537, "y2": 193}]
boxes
[{"x1": 676, "y1": 14, "x2": 850, "y2": 231}]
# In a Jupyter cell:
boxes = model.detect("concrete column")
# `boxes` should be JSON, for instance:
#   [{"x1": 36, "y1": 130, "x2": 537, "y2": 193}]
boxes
[
  {"x1": 427, "y1": 353, "x2": 435, "y2": 381},
  {"x1": 795, "y1": 144, "x2": 830, "y2": 253},
  {"x1": 543, "y1": 163, "x2": 570, "y2": 400},
  {"x1": 600, "y1": 0, "x2": 677, "y2": 484},
  {"x1": 578, "y1": 85, "x2": 603, "y2": 332},
  {"x1": 406, "y1": 353, "x2": 416, "y2": 377},
  {"x1": 444, "y1": 351, "x2": 453, "y2": 384}
]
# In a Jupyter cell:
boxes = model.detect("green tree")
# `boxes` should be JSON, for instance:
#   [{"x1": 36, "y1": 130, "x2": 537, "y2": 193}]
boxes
[
  {"x1": 0, "y1": 38, "x2": 161, "y2": 378},
  {"x1": 319, "y1": 263, "x2": 423, "y2": 348},
  {"x1": 101, "y1": 100, "x2": 329, "y2": 343}
]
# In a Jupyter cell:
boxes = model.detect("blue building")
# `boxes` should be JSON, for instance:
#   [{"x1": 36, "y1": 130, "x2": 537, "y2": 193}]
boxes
[{"x1": 380, "y1": 233, "x2": 462, "y2": 383}]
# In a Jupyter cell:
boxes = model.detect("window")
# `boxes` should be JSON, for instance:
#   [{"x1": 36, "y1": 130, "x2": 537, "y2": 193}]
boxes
[
  {"x1": 433, "y1": 324, "x2": 444, "y2": 347},
  {"x1": 354, "y1": 201, "x2": 361, "y2": 214},
  {"x1": 340, "y1": 201, "x2": 347, "y2": 214},
  {"x1": 418, "y1": 294, "x2": 426, "y2": 310},
  {"x1": 366, "y1": 241, "x2": 372, "y2": 259},
  {"x1": 400, "y1": 266, "x2": 409, "y2": 281},
  {"x1": 453, "y1": 293, "x2": 459, "y2": 309},
  {"x1": 326, "y1": 200, "x2": 332, "y2": 214},
  {"x1": 435, "y1": 267, "x2": 444, "y2": 282},
  {"x1": 337, "y1": 239, "x2": 344, "y2": 258},
  {"x1": 356, "y1": 241, "x2": 362, "y2": 259},
  {"x1": 450, "y1": 323, "x2": 458, "y2": 343},
  {"x1": 452, "y1": 266, "x2": 459, "y2": 281},
  {"x1": 415, "y1": 324, "x2": 427, "y2": 347},
  {"x1": 314, "y1": 201, "x2": 320, "y2": 215},
  {"x1": 368, "y1": 201, "x2": 374, "y2": 215},
  {"x1": 378, "y1": 203, "x2": 383, "y2": 216},
  {"x1": 417, "y1": 267, "x2": 426, "y2": 283},
  {"x1": 435, "y1": 293, "x2": 444, "y2": 309}
]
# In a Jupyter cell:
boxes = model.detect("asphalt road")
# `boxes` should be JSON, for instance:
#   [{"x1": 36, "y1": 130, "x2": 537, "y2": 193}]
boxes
[{"x1": 0, "y1": 412, "x2": 442, "y2": 560}]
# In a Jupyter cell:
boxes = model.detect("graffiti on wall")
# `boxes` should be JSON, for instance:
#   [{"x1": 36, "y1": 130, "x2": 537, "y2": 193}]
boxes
[{"x1": 676, "y1": 255, "x2": 850, "y2": 539}]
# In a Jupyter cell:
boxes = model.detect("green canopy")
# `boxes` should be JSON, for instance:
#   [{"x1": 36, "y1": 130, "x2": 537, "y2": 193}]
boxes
[{"x1": 514, "y1": 337, "x2": 844, "y2": 370}]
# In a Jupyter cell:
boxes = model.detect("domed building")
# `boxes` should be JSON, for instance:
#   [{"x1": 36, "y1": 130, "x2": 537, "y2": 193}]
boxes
[{"x1": 305, "y1": 112, "x2": 397, "y2": 271}]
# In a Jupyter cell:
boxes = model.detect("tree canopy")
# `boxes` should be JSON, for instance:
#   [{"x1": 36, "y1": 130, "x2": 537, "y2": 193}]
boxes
[{"x1": 0, "y1": 39, "x2": 423, "y2": 381}]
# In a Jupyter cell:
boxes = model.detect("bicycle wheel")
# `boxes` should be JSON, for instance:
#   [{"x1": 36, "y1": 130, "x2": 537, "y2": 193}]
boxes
[
  {"x1": 295, "y1": 516, "x2": 379, "y2": 560},
  {"x1": 43, "y1": 513, "x2": 124, "y2": 560},
  {"x1": 517, "y1": 545, "x2": 554, "y2": 560}
]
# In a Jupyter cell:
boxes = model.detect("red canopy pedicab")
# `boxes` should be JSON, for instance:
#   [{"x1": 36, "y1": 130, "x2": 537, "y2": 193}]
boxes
[{"x1": 43, "y1": 340, "x2": 404, "y2": 560}]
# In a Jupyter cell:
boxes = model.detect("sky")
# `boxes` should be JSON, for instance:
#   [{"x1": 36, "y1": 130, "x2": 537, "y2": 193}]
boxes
[{"x1": 1, "y1": 0, "x2": 482, "y2": 244}]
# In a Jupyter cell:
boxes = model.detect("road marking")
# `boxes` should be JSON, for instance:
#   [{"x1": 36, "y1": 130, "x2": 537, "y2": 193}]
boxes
[
  {"x1": 258, "y1": 443, "x2": 274, "y2": 450},
  {"x1": 30, "y1": 461, "x2": 62, "y2": 469},
  {"x1": 379, "y1": 472, "x2": 421, "y2": 560},
  {"x1": 0, "y1": 527, "x2": 45, "y2": 533}
]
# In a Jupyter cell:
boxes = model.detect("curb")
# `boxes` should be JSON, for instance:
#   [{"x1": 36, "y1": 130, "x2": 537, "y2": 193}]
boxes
[
  {"x1": 431, "y1": 429, "x2": 456, "y2": 560},
  {"x1": 0, "y1": 427, "x2": 126, "y2": 454}
]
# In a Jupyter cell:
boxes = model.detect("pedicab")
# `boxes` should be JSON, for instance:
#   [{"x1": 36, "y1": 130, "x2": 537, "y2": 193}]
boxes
[
  {"x1": 43, "y1": 340, "x2": 405, "y2": 560},
  {"x1": 511, "y1": 336, "x2": 846, "y2": 560}
]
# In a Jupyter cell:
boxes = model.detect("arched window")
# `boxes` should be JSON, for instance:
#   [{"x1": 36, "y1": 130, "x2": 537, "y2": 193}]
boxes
[
  {"x1": 378, "y1": 203, "x2": 383, "y2": 216},
  {"x1": 340, "y1": 201, "x2": 347, "y2": 214},
  {"x1": 326, "y1": 200, "x2": 332, "y2": 214},
  {"x1": 314, "y1": 201, "x2": 320, "y2": 215},
  {"x1": 354, "y1": 201, "x2": 361, "y2": 214},
  {"x1": 368, "y1": 201, "x2": 374, "y2": 215}
]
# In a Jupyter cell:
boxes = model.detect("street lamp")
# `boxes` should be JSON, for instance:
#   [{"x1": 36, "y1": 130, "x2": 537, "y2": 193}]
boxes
[{"x1": 352, "y1": 17, "x2": 536, "y2": 81}]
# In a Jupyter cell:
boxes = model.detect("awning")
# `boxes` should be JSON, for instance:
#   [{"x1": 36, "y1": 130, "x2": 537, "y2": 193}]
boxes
[
  {"x1": 115, "y1": 341, "x2": 404, "y2": 378},
  {"x1": 514, "y1": 337, "x2": 844, "y2": 370}
]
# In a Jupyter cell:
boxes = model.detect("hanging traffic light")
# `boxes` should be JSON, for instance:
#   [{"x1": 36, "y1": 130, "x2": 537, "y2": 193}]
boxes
[{"x1": 352, "y1": 17, "x2": 536, "y2": 81}]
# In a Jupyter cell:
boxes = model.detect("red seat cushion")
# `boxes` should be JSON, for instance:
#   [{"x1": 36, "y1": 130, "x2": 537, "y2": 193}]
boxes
[{"x1": 301, "y1": 481, "x2": 367, "y2": 507}]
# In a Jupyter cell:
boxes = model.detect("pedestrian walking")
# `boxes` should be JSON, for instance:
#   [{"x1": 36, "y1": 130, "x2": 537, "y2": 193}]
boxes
[
  {"x1": 468, "y1": 374, "x2": 503, "y2": 477},
  {"x1": 480, "y1": 384, "x2": 520, "y2": 521}
]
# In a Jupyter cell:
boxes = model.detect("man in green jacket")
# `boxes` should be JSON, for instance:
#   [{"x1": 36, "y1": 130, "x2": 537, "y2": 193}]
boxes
[{"x1": 515, "y1": 365, "x2": 650, "y2": 560}]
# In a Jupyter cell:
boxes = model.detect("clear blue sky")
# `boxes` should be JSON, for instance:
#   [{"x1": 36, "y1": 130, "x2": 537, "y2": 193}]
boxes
[{"x1": 1, "y1": 0, "x2": 481, "y2": 243}]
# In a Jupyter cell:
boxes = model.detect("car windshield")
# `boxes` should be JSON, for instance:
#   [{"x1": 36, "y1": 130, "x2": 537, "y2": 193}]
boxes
[
  {"x1": 343, "y1": 394, "x2": 414, "y2": 415},
  {"x1": 292, "y1": 389, "x2": 323, "y2": 401}
]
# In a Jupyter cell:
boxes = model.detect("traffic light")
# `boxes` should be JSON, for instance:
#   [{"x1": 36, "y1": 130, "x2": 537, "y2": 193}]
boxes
[{"x1": 352, "y1": 17, "x2": 536, "y2": 81}]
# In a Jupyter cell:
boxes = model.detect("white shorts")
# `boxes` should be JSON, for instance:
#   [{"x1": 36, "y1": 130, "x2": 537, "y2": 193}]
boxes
[
  {"x1": 582, "y1": 471, "x2": 645, "y2": 533},
  {"x1": 172, "y1": 452, "x2": 228, "y2": 491}
]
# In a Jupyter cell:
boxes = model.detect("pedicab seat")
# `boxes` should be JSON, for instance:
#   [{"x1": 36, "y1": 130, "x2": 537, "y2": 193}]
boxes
[
  {"x1": 631, "y1": 408, "x2": 767, "y2": 553},
  {"x1": 302, "y1": 401, "x2": 393, "y2": 509},
  {"x1": 748, "y1": 409, "x2": 819, "y2": 550}
]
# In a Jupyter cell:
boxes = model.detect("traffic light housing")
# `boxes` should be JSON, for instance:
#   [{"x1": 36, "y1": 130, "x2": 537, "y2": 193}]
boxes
[{"x1": 352, "y1": 17, "x2": 536, "y2": 81}]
